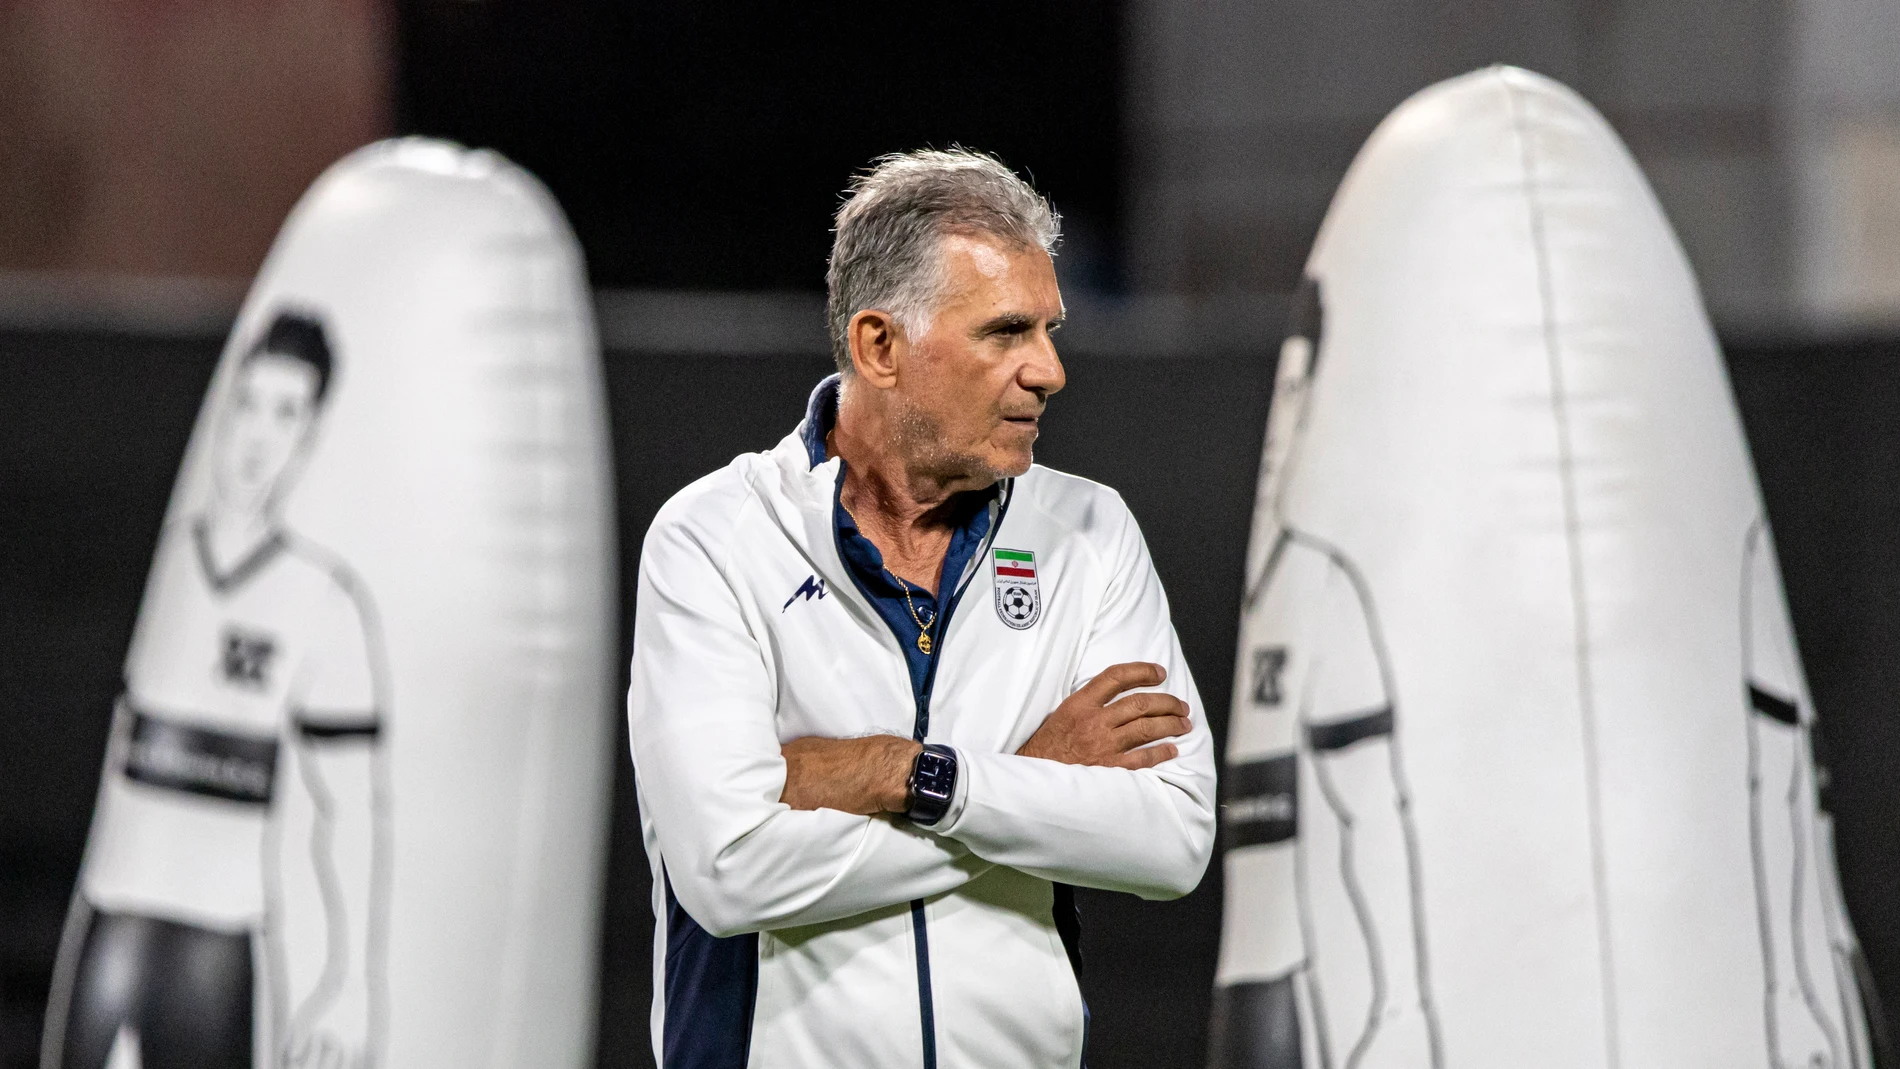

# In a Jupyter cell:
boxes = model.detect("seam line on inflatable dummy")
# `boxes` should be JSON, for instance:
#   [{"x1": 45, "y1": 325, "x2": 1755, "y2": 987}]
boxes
[{"x1": 1503, "y1": 67, "x2": 1624, "y2": 1069}]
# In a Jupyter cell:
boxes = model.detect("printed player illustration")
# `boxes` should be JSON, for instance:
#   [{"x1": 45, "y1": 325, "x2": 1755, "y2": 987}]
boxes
[
  {"x1": 1212, "y1": 280, "x2": 1440, "y2": 1069},
  {"x1": 47, "y1": 311, "x2": 388, "y2": 1069},
  {"x1": 1210, "y1": 66, "x2": 1876, "y2": 1069},
  {"x1": 1742, "y1": 524, "x2": 1875, "y2": 1068},
  {"x1": 46, "y1": 139, "x2": 618, "y2": 1069}
]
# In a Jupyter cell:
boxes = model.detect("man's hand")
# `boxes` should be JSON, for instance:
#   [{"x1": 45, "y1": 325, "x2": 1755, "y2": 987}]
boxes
[
  {"x1": 781, "y1": 734, "x2": 923, "y2": 815},
  {"x1": 1018, "y1": 662, "x2": 1189, "y2": 769}
]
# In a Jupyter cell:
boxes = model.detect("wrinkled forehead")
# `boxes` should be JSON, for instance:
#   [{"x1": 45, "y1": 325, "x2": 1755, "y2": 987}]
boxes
[
  {"x1": 933, "y1": 231, "x2": 1062, "y2": 312},
  {"x1": 951, "y1": 230, "x2": 1027, "y2": 278}
]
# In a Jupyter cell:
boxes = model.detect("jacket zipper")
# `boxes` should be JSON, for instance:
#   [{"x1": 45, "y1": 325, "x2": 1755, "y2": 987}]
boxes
[{"x1": 831, "y1": 475, "x2": 1013, "y2": 1069}]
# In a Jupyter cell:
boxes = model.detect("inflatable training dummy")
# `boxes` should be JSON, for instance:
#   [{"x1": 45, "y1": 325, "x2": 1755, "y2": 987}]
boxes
[
  {"x1": 1210, "y1": 67, "x2": 1876, "y2": 1069},
  {"x1": 43, "y1": 139, "x2": 616, "y2": 1069}
]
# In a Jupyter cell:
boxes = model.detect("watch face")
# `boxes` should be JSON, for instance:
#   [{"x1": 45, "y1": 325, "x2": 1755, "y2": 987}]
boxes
[
  {"x1": 914, "y1": 752, "x2": 955, "y2": 801},
  {"x1": 909, "y1": 747, "x2": 957, "y2": 825}
]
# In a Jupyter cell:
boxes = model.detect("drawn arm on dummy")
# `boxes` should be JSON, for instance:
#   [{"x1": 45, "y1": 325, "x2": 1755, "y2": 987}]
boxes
[
  {"x1": 1744, "y1": 523, "x2": 1868, "y2": 1069},
  {"x1": 1284, "y1": 535, "x2": 1440, "y2": 1069},
  {"x1": 285, "y1": 573, "x2": 390, "y2": 1069}
]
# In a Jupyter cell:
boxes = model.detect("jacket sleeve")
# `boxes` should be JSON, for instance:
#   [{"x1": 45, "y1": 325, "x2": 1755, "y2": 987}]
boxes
[
  {"x1": 628, "y1": 502, "x2": 991, "y2": 938},
  {"x1": 933, "y1": 494, "x2": 1218, "y2": 900}
]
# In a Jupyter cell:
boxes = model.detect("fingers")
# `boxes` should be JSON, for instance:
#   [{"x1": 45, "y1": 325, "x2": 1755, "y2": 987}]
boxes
[
  {"x1": 1103, "y1": 742, "x2": 1178, "y2": 771},
  {"x1": 1102, "y1": 690, "x2": 1190, "y2": 727},
  {"x1": 1077, "y1": 661, "x2": 1167, "y2": 706},
  {"x1": 1112, "y1": 714, "x2": 1191, "y2": 750}
]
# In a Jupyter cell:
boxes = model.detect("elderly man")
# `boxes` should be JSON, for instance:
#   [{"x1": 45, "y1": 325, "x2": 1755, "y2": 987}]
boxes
[{"x1": 627, "y1": 149, "x2": 1216, "y2": 1069}]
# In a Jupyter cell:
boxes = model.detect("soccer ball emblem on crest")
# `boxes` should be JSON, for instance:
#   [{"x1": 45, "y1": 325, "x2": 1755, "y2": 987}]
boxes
[
  {"x1": 993, "y1": 548, "x2": 1041, "y2": 630},
  {"x1": 999, "y1": 584, "x2": 1038, "y2": 624}
]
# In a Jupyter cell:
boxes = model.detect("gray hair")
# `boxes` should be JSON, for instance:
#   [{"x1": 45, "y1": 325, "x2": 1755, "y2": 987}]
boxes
[{"x1": 826, "y1": 148, "x2": 1061, "y2": 374}]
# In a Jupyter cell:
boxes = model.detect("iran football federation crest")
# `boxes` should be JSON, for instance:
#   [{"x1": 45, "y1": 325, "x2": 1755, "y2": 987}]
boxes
[{"x1": 993, "y1": 548, "x2": 1041, "y2": 630}]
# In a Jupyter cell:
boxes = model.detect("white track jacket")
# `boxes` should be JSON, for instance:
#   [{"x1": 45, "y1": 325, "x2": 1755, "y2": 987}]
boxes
[{"x1": 627, "y1": 401, "x2": 1217, "y2": 1069}]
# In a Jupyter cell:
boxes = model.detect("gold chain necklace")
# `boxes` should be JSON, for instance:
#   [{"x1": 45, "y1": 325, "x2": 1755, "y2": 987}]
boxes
[{"x1": 887, "y1": 570, "x2": 938, "y2": 654}]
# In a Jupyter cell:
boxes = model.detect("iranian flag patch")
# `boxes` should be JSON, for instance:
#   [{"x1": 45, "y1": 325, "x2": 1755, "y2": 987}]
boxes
[{"x1": 993, "y1": 548, "x2": 1042, "y2": 630}]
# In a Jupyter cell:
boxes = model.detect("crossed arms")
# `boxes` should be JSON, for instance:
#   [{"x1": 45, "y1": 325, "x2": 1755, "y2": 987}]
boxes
[{"x1": 627, "y1": 511, "x2": 1217, "y2": 939}]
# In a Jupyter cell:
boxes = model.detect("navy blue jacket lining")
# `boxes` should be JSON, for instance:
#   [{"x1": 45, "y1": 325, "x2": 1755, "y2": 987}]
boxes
[{"x1": 662, "y1": 872, "x2": 759, "y2": 1069}]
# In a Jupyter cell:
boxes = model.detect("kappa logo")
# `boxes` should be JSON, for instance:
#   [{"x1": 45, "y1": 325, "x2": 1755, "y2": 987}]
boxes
[
  {"x1": 782, "y1": 574, "x2": 828, "y2": 612},
  {"x1": 1252, "y1": 646, "x2": 1289, "y2": 706},
  {"x1": 993, "y1": 548, "x2": 1041, "y2": 630},
  {"x1": 221, "y1": 627, "x2": 278, "y2": 689}
]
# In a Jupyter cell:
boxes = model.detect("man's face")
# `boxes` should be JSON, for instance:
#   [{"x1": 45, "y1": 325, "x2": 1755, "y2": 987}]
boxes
[
  {"x1": 212, "y1": 353, "x2": 321, "y2": 513},
  {"x1": 891, "y1": 232, "x2": 1066, "y2": 482}
]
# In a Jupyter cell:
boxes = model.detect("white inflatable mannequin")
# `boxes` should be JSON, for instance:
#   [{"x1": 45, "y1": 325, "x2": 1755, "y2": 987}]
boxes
[
  {"x1": 1211, "y1": 67, "x2": 1876, "y2": 1069},
  {"x1": 42, "y1": 139, "x2": 616, "y2": 1069}
]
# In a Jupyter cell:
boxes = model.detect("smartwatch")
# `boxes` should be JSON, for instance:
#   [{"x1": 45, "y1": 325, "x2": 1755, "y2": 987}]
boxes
[{"x1": 905, "y1": 744, "x2": 959, "y2": 826}]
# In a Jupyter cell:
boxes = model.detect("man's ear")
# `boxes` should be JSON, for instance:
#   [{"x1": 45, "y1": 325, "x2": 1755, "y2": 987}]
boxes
[{"x1": 847, "y1": 309, "x2": 902, "y2": 389}]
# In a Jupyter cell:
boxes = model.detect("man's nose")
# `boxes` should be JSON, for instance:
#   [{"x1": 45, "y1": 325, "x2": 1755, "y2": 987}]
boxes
[{"x1": 1020, "y1": 332, "x2": 1066, "y2": 398}]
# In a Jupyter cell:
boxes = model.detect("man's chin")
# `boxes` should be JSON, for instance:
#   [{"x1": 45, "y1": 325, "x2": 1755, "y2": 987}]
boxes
[
  {"x1": 991, "y1": 449, "x2": 1034, "y2": 480},
  {"x1": 919, "y1": 444, "x2": 1031, "y2": 488}
]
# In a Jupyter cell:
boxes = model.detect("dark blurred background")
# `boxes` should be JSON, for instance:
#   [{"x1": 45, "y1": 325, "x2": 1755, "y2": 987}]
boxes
[{"x1": 4, "y1": 1, "x2": 1899, "y2": 1067}]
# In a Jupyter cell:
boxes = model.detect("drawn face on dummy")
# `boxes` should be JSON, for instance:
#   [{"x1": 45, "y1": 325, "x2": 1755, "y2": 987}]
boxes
[
  {"x1": 1259, "y1": 277, "x2": 1324, "y2": 520},
  {"x1": 210, "y1": 350, "x2": 323, "y2": 519}
]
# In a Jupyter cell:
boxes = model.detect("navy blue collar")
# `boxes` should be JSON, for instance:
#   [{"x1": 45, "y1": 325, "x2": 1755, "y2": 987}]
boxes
[
  {"x1": 801, "y1": 374, "x2": 1007, "y2": 704},
  {"x1": 800, "y1": 374, "x2": 841, "y2": 469}
]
